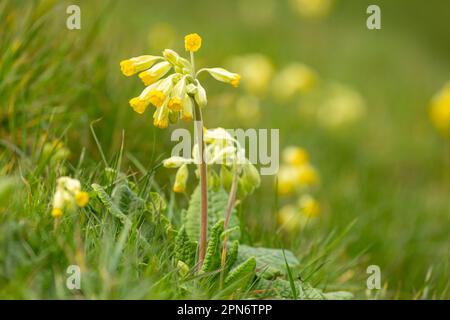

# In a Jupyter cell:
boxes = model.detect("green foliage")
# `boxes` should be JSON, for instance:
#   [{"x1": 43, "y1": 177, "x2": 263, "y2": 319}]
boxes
[
  {"x1": 184, "y1": 186, "x2": 240, "y2": 242},
  {"x1": 224, "y1": 240, "x2": 239, "y2": 274},
  {"x1": 237, "y1": 245, "x2": 299, "y2": 279},
  {"x1": 255, "y1": 278, "x2": 353, "y2": 300},
  {"x1": 175, "y1": 226, "x2": 197, "y2": 268},
  {"x1": 201, "y1": 220, "x2": 224, "y2": 274},
  {"x1": 224, "y1": 257, "x2": 256, "y2": 289}
]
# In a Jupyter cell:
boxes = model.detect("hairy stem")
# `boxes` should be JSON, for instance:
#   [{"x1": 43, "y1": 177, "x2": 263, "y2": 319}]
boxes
[
  {"x1": 194, "y1": 101, "x2": 208, "y2": 270},
  {"x1": 220, "y1": 167, "x2": 239, "y2": 286},
  {"x1": 190, "y1": 50, "x2": 208, "y2": 270}
]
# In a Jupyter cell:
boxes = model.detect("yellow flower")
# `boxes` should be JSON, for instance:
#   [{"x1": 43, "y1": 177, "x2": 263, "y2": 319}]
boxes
[
  {"x1": 181, "y1": 95, "x2": 194, "y2": 121},
  {"x1": 298, "y1": 195, "x2": 320, "y2": 218},
  {"x1": 227, "y1": 54, "x2": 274, "y2": 96},
  {"x1": 51, "y1": 207, "x2": 63, "y2": 218},
  {"x1": 297, "y1": 164, "x2": 319, "y2": 186},
  {"x1": 277, "y1": 166, "x2": 297, "y2": 195},
  {"x1": 184, "y1": 33, "x2": 202, "y2": 52},
  {"x1": 149, "y1": 90, "x2": 166, "y2": 107},
  {"x1": 153, "y1": 105, "x2": 169, "y2": 128},
  {"x1": 277, "y1": 205, "x2": 301, "y2": 232},
  {"x1": 120, "y1": 55, "x2": 161, "y2": 77},
  {"x1": 282, "y1": 146, "x2": 309, "y2": 166},
  {"x1": 168, "y1": 98, "x2": 183, "y2": 111},
  {"x1": 430, "y1": 82, "x2": 450, "y2": 136},
  {"x1": 138, "y1": 61, "x2": 171, "y2": 86},
  {"x1": 129, "y1": 97, "x2": 149, "y2": 114},
  {"x1": 272, "y1": 63, "x2": 317, "y2": 101},
  {"x1": 231, "y1": 74, "x2": 241, "y2": 87},
  {"x1": 173, "y1": 164, "x2": 189, "y2": 193},
  {"x1": 202, "y1": 68, "x2": 241, "y2": 87},
  {"x1": 75, "y1": 191, "x2": 89, "y2": 207}
]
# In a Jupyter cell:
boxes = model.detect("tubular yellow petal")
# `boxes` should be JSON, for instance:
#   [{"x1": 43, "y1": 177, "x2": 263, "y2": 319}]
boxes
[
  {"x1": 129, "y1": 97, "x2": 149, "y2": 114},
  {"x1": 119, "y1": 55, "x2": 161, "y2": 77},
  {"x1": 149, "y1": 90, "x2": 166, "y2": 107},
  {"x1": 168, "y1": 98, "x2": 183, "y2": 111}
]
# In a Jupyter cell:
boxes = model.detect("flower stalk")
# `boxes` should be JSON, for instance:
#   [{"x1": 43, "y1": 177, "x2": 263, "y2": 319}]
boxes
[
  {"x1": 194, "y1": 101, "x2": 208, "y2": 270},
  {"x1": 190, "y1": 47, "x2": 208, "y2": 270},
  {"x1": 220, "y1": 165, "x2": 240, "y2": 286}
]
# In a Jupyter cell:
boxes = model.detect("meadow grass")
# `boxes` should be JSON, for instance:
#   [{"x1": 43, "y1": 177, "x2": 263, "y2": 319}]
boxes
[{"x1": 0, "y1": 0, "x2": 449, "y2": 299}]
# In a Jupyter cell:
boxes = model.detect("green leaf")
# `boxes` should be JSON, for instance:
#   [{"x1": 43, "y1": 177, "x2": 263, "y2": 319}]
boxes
[
  {"x1": 225, "y1": 240, "x2": 239, "y2": 274},
  {"x1": 92, "y1": 183, "x2": 130, "y2": 225},
  {"x1": 175, "y1": 226, "x2": 197, "y2": 268},
  {"x1": 184, "y1": 186, "x2": 239, "y2": 242},
  {"x1": 201, "y1": 220, "x2": 224, "y2": 273},
  {"x1": 225, "y1": 257, "x2": 256, "y2": 289},
  {"x1": 237, "y1": 245, "x2": 299, "y2": 279}
]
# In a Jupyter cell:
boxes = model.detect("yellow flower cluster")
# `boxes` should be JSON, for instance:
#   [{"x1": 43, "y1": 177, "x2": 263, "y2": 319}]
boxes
[
  {"x1": 277, "y1": 146, "x2": 319, "y2": 195},
  {"x1": 430, "y1": 82, "x2": 450, "y2": 136},
  {"x1": 276, "y1": 146, "x2": 321, "y2": 232},
  {"x1": 162, "y1": 128, "x2": 260, "y2": 197},
  {"x1": 120, "y1": 33, "x2": 240, "y2": 129},
  {"x1": 51, "y1": 177, "x2": 89, "y2": 218}
]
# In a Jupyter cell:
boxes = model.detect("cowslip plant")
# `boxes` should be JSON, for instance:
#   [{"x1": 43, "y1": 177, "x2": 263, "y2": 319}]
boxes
[
  {"x1": 120, "y1": 33, "x2": 241, "y2": 269},
  {"x1": 163, "y1": 127, "x2": 260, "y2": 283}
]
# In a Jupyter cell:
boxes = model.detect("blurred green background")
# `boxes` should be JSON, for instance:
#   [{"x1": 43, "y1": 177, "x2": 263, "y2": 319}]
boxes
[{"x1": 1, "y1": 0, "x2": 449, "y2": 298}]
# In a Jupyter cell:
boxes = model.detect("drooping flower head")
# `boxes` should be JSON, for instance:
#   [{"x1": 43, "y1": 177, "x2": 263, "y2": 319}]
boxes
[
  {"x1": 162, "y1": 127, "x2": 260, "y2": 197},
  {"x1": 120, "y1": 33, "x2": 240, "y2": 129}
]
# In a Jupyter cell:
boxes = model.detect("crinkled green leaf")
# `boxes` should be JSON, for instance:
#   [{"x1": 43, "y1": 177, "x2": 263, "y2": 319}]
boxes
[
  {"x1": 185, "y1": 186, "x2": 239, "y2": 242},
  {"x1": 237, "y1": 245, "x2": 299, "y2": 279}
]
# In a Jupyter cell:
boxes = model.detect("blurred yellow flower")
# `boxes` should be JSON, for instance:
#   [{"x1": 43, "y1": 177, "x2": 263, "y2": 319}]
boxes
[
  {"x1": 235, "y1": 95, "x2": 262, "y2": 126},
  {"x1": 298, "y1": 194, "x2": 320, "y2": 218},
  {"x1": 316, "y1": 83, "x2": 366, "y2": 130},
  {"x1": 430, "y1": 82, "x2": 450, "y2": 136},
  {"x1": 75, "y1": 191, "x2": 89, "y2": 207},
  {"x1": 277, "y1": 164, "x2": 319, "y2": 195},
  {"x1": 289, "y1": 0, "x2": 334, "y2": 19},
  {"x1": 227, "y1": 54, "x2": 274, "y2": 96},
  {"x1": 51, "y1": 177, "x2": 89, "y2": 218},
  {"x1": 282, "y1": 146, "x2": 309, "y2": 166},
  {"x1": 297, "y1": 164, "x2": 319, "y2": 187},
  {"x1": 185, "y1": 33, "x2": 202, "y2": 52},
  {"x1": 277, "y1": 204, "x2": 301, "y2": 232},
  {"x1": 51, "y1": 208, "x2": 63, "y2": 218},
  {"x1": 272, "y1": 63, "x2": 317, "y2": 101}
]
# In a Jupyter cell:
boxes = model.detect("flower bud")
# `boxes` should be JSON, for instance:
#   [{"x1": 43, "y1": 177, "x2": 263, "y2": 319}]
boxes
[
  {"x1": 220, "y1": 165, "x2": 233, "y2": 191},
  {"x1": 242, "y1": 162, "x2": 261, "y2": 188},
  {"x1": 181, "y1": 95, "x2": 194, "y2": 121},
  {"x1": 120, "y1": 55, "x2": 161, "y2": 77},
  {"x1": 138, "y1": 61, "x2": 171, "y2": 86},
  {"x1": 194, "y1": 82, "x2": 207, "y2": 107},
  {"x1": 163, "y1": 49, "x2": 192, "y2": 71},
  {"x1": 173, "y1": 164, "x2": 189, "y2": 193},
  {"x1": 163, "y1": 156, "x2": 191, "y2": 168},
  {"x1": 203, "y1": 68, "x2": 241, "y2": 87}
]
